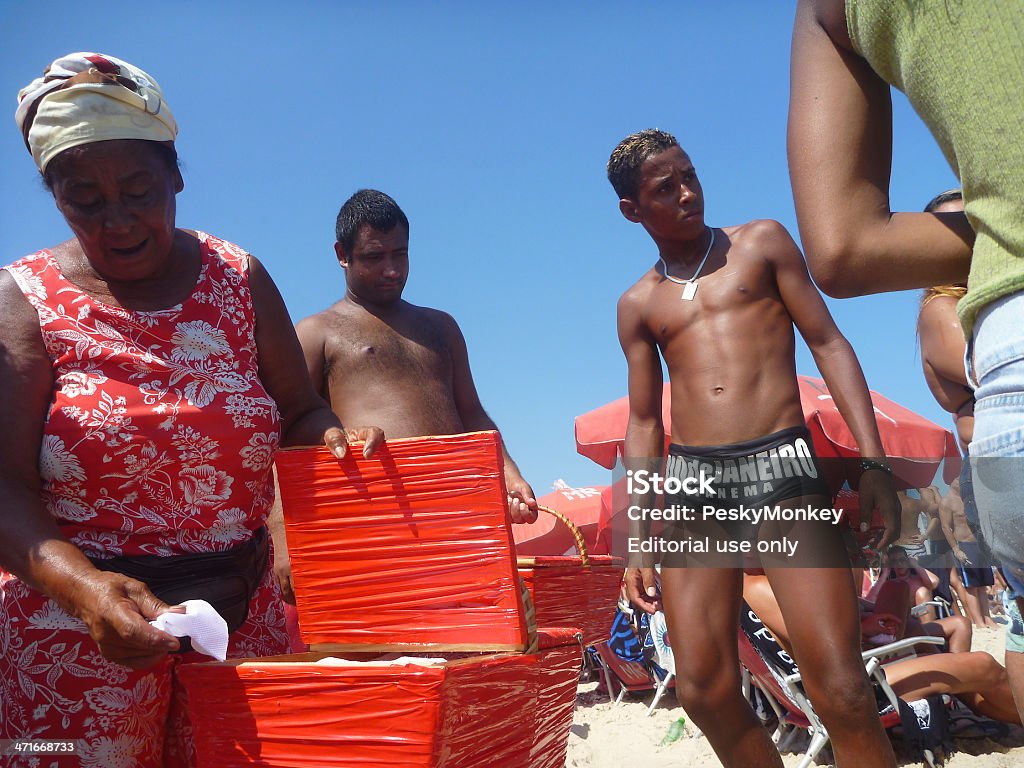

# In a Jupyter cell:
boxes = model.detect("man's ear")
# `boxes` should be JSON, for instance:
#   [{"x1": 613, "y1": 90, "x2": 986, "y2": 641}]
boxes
[
  {"x1": 334, "y1": 242, "x2": 349, "y2": 268},
  {"x1": 619, "y1": 198, "x2": 641, "y2": 223},
  {"x1": 173, "y1": 167, "x2": 184, "y2": 194}
]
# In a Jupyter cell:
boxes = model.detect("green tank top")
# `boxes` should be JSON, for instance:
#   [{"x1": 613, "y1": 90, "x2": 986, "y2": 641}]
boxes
[{"x1": 846, "y1": 0, "x2": 1024, "y2": 333}]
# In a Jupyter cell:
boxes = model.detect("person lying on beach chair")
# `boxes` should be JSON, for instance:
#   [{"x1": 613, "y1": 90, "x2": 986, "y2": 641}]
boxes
[
  {"x1": 859, "y1": 579, "x2": 972, "y2": 656},
  {"x1": 737, "y1": 597, "x2": 951, "y2": 768},
  {"x1": 744, "y1": 573, "x2": 1021, "y2": 727}
]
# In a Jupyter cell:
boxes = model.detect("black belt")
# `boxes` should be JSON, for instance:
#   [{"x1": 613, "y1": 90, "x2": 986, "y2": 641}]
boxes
[{"x1": 90, "y1": 526, "x2": 269, "y2": 645}]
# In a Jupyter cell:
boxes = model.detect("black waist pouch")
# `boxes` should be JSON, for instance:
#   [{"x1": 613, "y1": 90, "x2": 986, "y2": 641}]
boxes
[{"x1": 90, "y1": 526, "x2": 269, "y2": 642}]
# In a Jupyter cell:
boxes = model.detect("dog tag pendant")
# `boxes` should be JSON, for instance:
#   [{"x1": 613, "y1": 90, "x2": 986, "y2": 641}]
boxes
[{"x1": 680, "y1": 281, "x2": 698, "y2": 301}]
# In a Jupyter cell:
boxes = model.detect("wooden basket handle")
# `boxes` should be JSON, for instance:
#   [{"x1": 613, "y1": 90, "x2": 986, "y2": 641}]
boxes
[{"x1": 537, "y1": 504, "x2": 590, "y2": 567}]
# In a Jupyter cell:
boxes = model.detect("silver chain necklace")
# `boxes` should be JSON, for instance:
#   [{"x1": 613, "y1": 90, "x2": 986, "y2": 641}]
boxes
[{"x1": 658, "y1": 227, "x2": 716, "y2": 301}]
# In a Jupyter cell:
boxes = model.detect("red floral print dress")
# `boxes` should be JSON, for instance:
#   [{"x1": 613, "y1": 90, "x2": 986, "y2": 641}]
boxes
[{"x1": 1, "y1": 233, "x2": 290, "y2": 767}]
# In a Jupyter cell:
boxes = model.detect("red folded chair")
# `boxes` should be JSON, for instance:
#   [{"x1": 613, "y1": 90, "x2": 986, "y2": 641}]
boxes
[
  {"x1": 589, "y1": 606, "x2": 676, "y2": 715},
  {"x1": 592, "y1": 640, "x2": 664, "y2": 705}
]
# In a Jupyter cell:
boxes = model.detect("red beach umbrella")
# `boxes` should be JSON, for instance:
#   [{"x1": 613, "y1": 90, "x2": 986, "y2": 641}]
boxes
[{"x1": 512, "y1": 483, "x2": 607, "y2": 556}]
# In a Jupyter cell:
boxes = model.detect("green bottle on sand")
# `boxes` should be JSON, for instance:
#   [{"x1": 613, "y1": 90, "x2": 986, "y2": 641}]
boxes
[{"x1": 660, "y1": 716, "x2": 686, "y2": 745}]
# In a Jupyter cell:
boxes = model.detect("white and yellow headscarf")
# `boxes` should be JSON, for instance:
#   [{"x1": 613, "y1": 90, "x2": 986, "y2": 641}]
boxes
[{"x1": 15, "y1": 52, "x2": 177, "y2": 172}]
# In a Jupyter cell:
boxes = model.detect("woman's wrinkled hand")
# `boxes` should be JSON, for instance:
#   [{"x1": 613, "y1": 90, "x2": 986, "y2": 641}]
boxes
[
  {"x1": 72, "y1": 571, "x2": 183, "y2": 669},
  {"x1": 273, "y1": 544, "x2": 296, "y2": 605}
]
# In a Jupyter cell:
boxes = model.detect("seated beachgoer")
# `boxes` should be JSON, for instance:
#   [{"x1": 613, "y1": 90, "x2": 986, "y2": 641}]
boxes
[
  {"x1": 744, "y1": 573, "x2": 1020, "y2": 727},
  {"x1": 859, "y1": 567, "x2": 972, "y2": 655},
  {"x1": 880, "y1": 548, "x2": 941, "y2": 622}
]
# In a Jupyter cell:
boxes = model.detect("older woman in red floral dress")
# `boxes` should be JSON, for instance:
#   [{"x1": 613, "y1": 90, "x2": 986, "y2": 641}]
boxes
[{"x1": 0, "y1": 52, "x2": 381, "y2": 766}]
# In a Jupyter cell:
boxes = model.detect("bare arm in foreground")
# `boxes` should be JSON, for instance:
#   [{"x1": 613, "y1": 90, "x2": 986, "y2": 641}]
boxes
[{"x1": 788, "y1": 0, "x2": 973, "y2": 296}]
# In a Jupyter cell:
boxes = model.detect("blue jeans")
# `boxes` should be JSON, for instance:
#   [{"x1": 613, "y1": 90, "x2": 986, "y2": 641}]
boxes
[
  {"x1": 969, "y1": 291, "x2": 1024, "y2": 597},
  {"x1": 1003, "y1": 566, "x2": 1024, "y2": 653}
]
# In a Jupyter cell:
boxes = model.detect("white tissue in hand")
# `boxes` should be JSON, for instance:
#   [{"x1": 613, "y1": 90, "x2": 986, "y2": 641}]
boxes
[{"x1": 150, "y1": 599, "x2": 229, "y2": 661}]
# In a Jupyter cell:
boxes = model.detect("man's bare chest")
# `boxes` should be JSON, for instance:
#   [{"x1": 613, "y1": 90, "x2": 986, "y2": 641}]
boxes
[
  {"x1": 646, "y1": 266, "x2": 778, "y2": 340},
  {"x1": 327, "y1": 326, "x2": 452, "y2": 379}
]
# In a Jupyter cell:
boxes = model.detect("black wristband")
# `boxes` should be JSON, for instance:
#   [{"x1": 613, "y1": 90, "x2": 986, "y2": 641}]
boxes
[{"x1": 859, "y1": 459, "x2": 892, "y2": 476}]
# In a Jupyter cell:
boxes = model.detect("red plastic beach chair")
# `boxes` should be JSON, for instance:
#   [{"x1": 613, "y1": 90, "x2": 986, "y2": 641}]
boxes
[{"x1": 591, "y1": 639, "x2": 675, "y2": 713}]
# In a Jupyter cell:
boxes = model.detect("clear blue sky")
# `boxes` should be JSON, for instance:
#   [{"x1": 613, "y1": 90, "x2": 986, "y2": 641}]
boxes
[{"x1": 0, "y1": 2, "x2": 960, "y2": 493}]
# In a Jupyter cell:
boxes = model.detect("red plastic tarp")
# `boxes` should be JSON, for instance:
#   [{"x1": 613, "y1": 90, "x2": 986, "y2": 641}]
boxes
[
  {"x1": 181, "y1": 431, "x2": 584, "y2": 767},
  {"x1": 179, "y1": 628, "x2": 582, "y2": 768},
  {"x1": 275, "y1": 431, "x2": 527, "y2": 650}
]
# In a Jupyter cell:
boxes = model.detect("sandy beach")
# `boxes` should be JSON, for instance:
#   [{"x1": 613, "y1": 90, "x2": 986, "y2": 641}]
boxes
[{"x1": 566, "y1": 625, "x2": 1024, "y2": 768}]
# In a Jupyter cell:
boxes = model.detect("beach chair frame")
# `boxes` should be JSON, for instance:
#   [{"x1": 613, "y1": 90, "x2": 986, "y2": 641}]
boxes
[
  {"x1": 739, "y1": 604, "x2": 946, "y2": 768},
  {"x1": 590, "y1": 640, "x2": 675, "y2": 711}
]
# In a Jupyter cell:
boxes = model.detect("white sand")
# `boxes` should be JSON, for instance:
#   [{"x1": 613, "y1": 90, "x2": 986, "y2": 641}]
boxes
[{"x1": 566, "y1": 624, "x2": 1024, "y2": 767}]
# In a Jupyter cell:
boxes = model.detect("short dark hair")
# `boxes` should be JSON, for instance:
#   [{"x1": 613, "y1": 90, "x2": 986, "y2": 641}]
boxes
[
  {"x1": 923, "y1": 188, "x2": 962, "y2": 213},
  {"x1": 335, "y1": 189, "x2": 410, "y2": 253},
  {"x1": 607, "y1": 129, "x2": 681, "y2": 200}
]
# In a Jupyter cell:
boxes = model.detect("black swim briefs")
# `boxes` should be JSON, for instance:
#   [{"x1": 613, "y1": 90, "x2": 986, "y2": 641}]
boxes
[
  {"x1": 665, "y1": 425, "x2": 831, "y2": 508},
  {"x1": 655, "y1": 426, "x2": 840, "y2": 567}
]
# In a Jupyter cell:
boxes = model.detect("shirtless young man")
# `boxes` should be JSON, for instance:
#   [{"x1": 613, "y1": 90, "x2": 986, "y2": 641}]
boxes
[
  {"x1": 941, "y1": 478, "x2": 998, "y2": 629},
  {"x1": 893, "y1": 489, "x2": 928, "y2": 558},
  {"x1": 919, "y1": 486, "x2": 946, "y2": 555},
  {"x1": 271, "y1": 189, "x2": 537, "y2": 600},
  {"x1": 611, "y1": 130, "x2": 901, "y2": 768}
]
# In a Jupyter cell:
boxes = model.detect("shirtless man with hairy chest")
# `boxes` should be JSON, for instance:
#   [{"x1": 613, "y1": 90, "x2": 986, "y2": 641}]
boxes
[
  {"x1": 270, "y1": 190, "x2": 536, "y2": 605},
  {"x1": 297, "y1": 189, "x2": 535, "y2": 511},
  {"x1": 310, "y1": 272, "x2": 469, "y2": 439}
]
